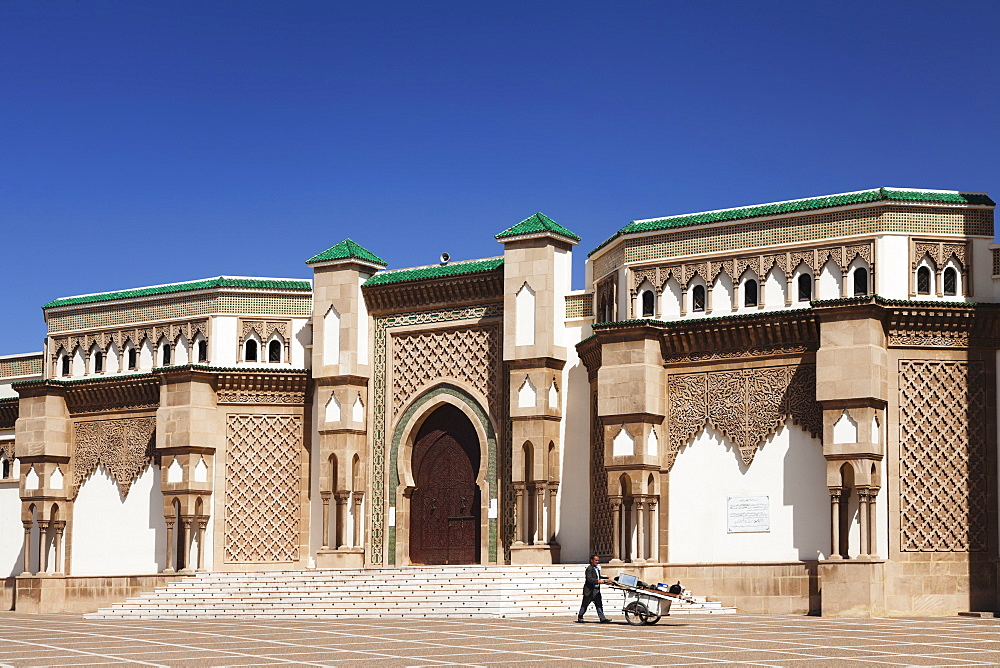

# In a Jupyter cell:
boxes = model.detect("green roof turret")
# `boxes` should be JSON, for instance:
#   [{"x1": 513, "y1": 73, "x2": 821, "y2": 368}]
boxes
[
  {"x1": 495, "y1": 212, "x2": 580, "y2": 242},
  {"x1": 305, "y1": 238, "x2": 386, "y2": 267}
]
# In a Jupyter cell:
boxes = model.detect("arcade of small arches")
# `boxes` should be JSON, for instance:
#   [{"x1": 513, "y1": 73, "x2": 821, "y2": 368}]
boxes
[
  {"x1": 630, "y1": 258, "x2": 872, "y2": 321},
  {"x1": 54, "y1": 332, "x2": 210, "y2": 378},
  {"x1": 320, "y1": 452, "x2": 365, "y2": 552}
]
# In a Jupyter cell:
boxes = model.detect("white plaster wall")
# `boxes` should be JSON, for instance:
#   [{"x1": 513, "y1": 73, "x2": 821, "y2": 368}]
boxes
[
  {"x1": 971, "y1": 238, "x2": 993, "y2": 302},
  {"x1": 71, "y1": 465, "x2": 166, "y2": 575},
  {"x1": 290, "y1": 318, "x2": 310, "y2": 368},
  {"x1": 558, "y1": 322, "x2": 590, "y2": 563},
  {"x1": 668, "y1": 421, "x2": 828, "y2": 562},
  {"x1": 661, "y1": 278, "x2": 681, "y2": 320},
  {"x1": 0, "y1": 481, "x2": 23, "y2": 576},
  {"x1": 515, "y1": 283, "x2": 535, "y2": 346},
  {"x1": 211, "y1": 316, "x2": 239, "y2": 367},
  {"x1": 357, "y1": 273, "x2": 371, "y2": 363},
  {"x1": 763, "y1": 267, "x2": 785, "y2": 311},
  {"x1": 0, "y1": 382, "x2": 15, "y2": 399},
  {"x1": 553, "y1": 246, "x2": 572, "y2": 346},
  {"x1": 617, "y1": 268, "x2": 629, "y2": 321},
  {"x1": 875, "y1": 235, "x2": 909, "y2": 299},
  {"x1": 818, "y1": 259, "x2": 841, "y2": 300},
  {"x1": 712, "y1": 274, "x2": 734, "y2": 316}
]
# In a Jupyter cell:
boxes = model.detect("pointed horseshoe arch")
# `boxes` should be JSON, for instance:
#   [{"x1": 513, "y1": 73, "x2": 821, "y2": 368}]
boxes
[{"x1": 387, "y1": 384, "x2": 499, "y2": 566}]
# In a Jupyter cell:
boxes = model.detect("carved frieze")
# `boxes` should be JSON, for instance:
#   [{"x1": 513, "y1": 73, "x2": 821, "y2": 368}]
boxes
[
  {"x1": 51, "y1": 319, "x2": 208, "y2": 356},
  {"x1": 72, "y1": 417, "x2": 156, "y2": 498},
  {"x1": 215, "y1": 372, "x2": 308, "y2": 405},
  {"x1": 64, "y1": 376, "x2": 160, "y2": 414},
  {"x1": 666, "y1": 364, "x2": 822, "y2": 469}
]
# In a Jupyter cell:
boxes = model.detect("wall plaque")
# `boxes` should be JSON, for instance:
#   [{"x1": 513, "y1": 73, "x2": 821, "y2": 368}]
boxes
[{"x1": 727, "y1": 495, "x2": 770, "y2": 533}]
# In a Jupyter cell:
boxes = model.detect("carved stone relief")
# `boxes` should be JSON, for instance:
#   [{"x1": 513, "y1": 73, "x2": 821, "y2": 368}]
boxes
[
  {"x1": 72, "y1": 417, "x2": 156, "y2": 498},
  {"x1": 224, "y1": 414, "x2": 302, "y2": 563},
  {"x1": 666, "y1": 364, "x2": 822, "y2": 469},
  {"x1": 629, "y1": 240, "x2": 876, "y2": 295},
  {"x1": 391, "y1": 325, "x2": 501, "y2": 418},
  {"x1": 899, "y1": 360, "x2": 987, "y2": 552}
]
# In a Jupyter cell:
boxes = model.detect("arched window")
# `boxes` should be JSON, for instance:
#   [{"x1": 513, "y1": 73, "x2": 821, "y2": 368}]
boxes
[
  {"x1": 641, "y1": 290, "x2": 654, "y2": 318},
  {"x1": 94, "y1": 351, "x2": 104, "y2": 374},
  {"x1": 245, "y1": 339, "x2": 258, "y2": 362},
  {"x1": 162, "y1": 344, "x2": 171, "y2": 366},
  {"x1": 268, "y1": 340, "x2": 282, "y2": 363},
  {"x1": 198, "y1": 340, "x2": 208, "y2": 362},
  {"x1": 744, "y1": 279, "x2": 758, "y2": 307},
  {"x1": 0, "y1": 455, "x2": 9, "y2": 479},
  {"x1": 798, "y1": 274, "x2": 812, "y2": 302},
  {"x1": 943, "y1": 267, "x2": 957, "y2": 296},
  {"x1": 692, "y1": 285, "x2": 706, "y2": 312},
  {"x1": 917, "y1": 266, "x2": 931, "y2": 295},
  {"x1": 853, "y1": 267, "x2": 868, "y2": 296},
  {"x1": 60, "y1": 354, "x2": 70, "y2": 376},
  {"x1": 127, "y1": 348, "x2": 137, "y2": 370}
]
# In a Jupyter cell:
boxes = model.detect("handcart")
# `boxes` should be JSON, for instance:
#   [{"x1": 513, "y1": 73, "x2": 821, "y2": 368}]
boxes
[{"x1": 608, "y1": 582, "x2": 673, "y2": 625}]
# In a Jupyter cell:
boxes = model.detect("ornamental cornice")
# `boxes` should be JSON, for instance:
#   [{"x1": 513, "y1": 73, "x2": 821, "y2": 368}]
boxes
[
  {"x1": 64, "y1": 376, "x2": 161, "y2": 414},
  {"x1": 363, "y1": 270, "x2": 504, "y2": 314},
  {"x1": 215, "y1": 370, "x2": 310, "y2": 405},
  {"x1": 0, "y1": 399, "x2": 17, "y2": 430}
]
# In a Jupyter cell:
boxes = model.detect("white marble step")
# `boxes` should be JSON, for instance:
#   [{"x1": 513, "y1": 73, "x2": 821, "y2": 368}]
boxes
[{"x1": 85, "y1": 566, "x2": 736, "y2": 619}]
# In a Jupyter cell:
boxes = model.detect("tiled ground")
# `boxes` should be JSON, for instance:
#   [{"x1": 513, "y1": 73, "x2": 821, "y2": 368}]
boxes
[{"x1": 0, "y1": 613, "x2": 998, "y2": 667}]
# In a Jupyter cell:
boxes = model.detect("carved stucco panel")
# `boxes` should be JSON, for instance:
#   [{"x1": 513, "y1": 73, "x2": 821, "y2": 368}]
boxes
[
  {"x1": 667, "y1": 364, "x2": 822, "y2": 469},
  {"x1": 72, "y1": 417, "x2": 156, "y2": 498}
]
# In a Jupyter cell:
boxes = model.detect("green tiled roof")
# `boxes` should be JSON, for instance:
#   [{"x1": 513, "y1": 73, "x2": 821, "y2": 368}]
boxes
[
  {"x1": 305, "y1": 238, "x2": 386, "y2": 266},
  {"x1": 364, "y1": 257, "x2": 503, "y2": 287},
  {"x1": 495, "y1": 213, "x2": 581, "y2": 241},
  {"x1": 589, "y1": 187, "x2": 995, "y2": 256},
  {"x1": 43, "y1": 277, "x2": 313, "y2": 309}
]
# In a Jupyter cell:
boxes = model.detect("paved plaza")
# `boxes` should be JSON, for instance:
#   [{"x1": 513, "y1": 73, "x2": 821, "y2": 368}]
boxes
[{"x1": 0, "y1": 612, "x2": 999, "y2": 667}]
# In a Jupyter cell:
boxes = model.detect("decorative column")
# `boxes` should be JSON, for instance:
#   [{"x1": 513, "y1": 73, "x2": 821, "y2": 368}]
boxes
[
  {"x1": 829, "y1": 488, "x2": 842, "y2": 559},
  {"x1": 533, "y1": 482, "x2": 547, "y2": 545},
  {"x1": 164, "y1": 518, "x2": 175, "y2": 572},
  {"x1": 679, "y1": 287, "x2": 688, "y2": 316},
  {"x1": 546, "y1": 482, "x2": 558, "y2": 543},
  {"x1": 181, "y1": 517, "x2": 193, "y2": 571},
  {"x1": 868, "y1": 487, "x2": 879, "y2": 558},
  {"x1": 52, "y1": 521, "x2": 66, "y2": 573},
  {"x1": 785, "y1": 274, "x2": 794, "y2": 306},
  {"x1": 196, "y1": 517, "x2": 208, "y2": 571},
  {"x1": 22, "y1": 521, "x2": 32, "y2": 574},
  {"x1": 635, "y1": 498, "x2": 646, "y2": 562},
  {"x1": 513, "y1": 483, "x2": 526, "y2": 544},
  {"x1": 320, "y1": 492, "x2": 331, "y2": 548},
  {"x1": 706, "y1": 285, "x2": 714, "y2": 314},
  {"x1": 352, "y1": 492, "x2": 364, "y2": 547},
  {"x1": 334, "y1": 491, "x2": 350, "y2": 548},
  {"x1": 610, "y1": 497, "x2": 622, "y2": 562},
  {"x1": 858, "y1": 488, "x2": 871, "y2": 558},
  {"x1": 37, "y1": 520, "x2": 50, "y2": 574},
  {"x1": 647, "y1": 498, "x2": 658, "y2": 563}
]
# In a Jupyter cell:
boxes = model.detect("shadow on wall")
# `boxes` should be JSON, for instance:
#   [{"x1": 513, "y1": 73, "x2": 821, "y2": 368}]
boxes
[
  {"x1": 781, "y1": 418, "x2": 828, "y2": 562},
  {"x1": 557, "y1": 360, "x2": 591, "y2": 563}
]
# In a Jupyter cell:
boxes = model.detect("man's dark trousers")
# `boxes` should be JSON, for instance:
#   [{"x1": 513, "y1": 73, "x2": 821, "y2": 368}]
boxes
[{"x1": 578, "y1": 564, "x2": 609, "y2": 621}]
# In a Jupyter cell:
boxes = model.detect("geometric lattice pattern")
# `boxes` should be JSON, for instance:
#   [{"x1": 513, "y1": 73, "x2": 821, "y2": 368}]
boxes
[
  {"x1": 590, "y1": 388, "x2": 612, "y2": 558},
  {"x1": 391, "y1": 326, "x2": 501, "y2": 417},
  {"x1": 899, "y1": 360, "x2": 988, "y2": 552},
  {"x1": 225, "y1": 414, "x2": 302, "y2": 563}
]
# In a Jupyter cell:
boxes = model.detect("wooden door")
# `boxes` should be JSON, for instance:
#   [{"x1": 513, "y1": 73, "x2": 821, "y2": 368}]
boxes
[{"x1": 411, "y1": 432, "x2": 479, "y2": 564}]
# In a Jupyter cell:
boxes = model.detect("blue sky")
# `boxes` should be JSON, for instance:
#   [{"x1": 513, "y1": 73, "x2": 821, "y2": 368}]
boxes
[{"x1": 2, "y1": 1, "x2": 998, "y2": 353}]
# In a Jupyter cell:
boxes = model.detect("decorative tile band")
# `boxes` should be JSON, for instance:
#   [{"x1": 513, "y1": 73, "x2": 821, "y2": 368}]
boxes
[
  {"x1": 592, "y1": 206, "x2": 992, "y2": 271},
  {"x1": 0, "y1": 354, "x2": 43, "y2": 380},
  {"x1": 48, "y1": 293, "x2": 312, "y2": 333}
]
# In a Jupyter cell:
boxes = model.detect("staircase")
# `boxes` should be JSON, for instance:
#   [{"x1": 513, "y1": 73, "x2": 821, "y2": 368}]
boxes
[{"x1": 85, "y1": 565, "x2": 736, "y2": 620}]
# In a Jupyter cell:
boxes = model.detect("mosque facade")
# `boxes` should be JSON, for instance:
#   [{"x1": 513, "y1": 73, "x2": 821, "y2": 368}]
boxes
[{"x1": 1, "y1": 187, "x2": 997, "y2": 617}]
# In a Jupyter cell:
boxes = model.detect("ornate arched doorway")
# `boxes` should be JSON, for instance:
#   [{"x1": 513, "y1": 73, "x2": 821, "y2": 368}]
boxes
[{"x1": 410, "y1": 404, "x2": 481, "y2": 564}]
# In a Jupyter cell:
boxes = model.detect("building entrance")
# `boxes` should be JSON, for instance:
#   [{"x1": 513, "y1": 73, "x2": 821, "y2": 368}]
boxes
[{"x1": 410, "y1": 404, "x2": 481, "y2": 565}]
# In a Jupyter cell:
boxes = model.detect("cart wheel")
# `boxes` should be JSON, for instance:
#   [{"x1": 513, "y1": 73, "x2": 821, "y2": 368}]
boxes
[
  {"x1": 624, "y1": 602, "x2": 650, "y2": 626},
  {"x1": 645, "y1": 613, "x2": 661, "y2": 625}
]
